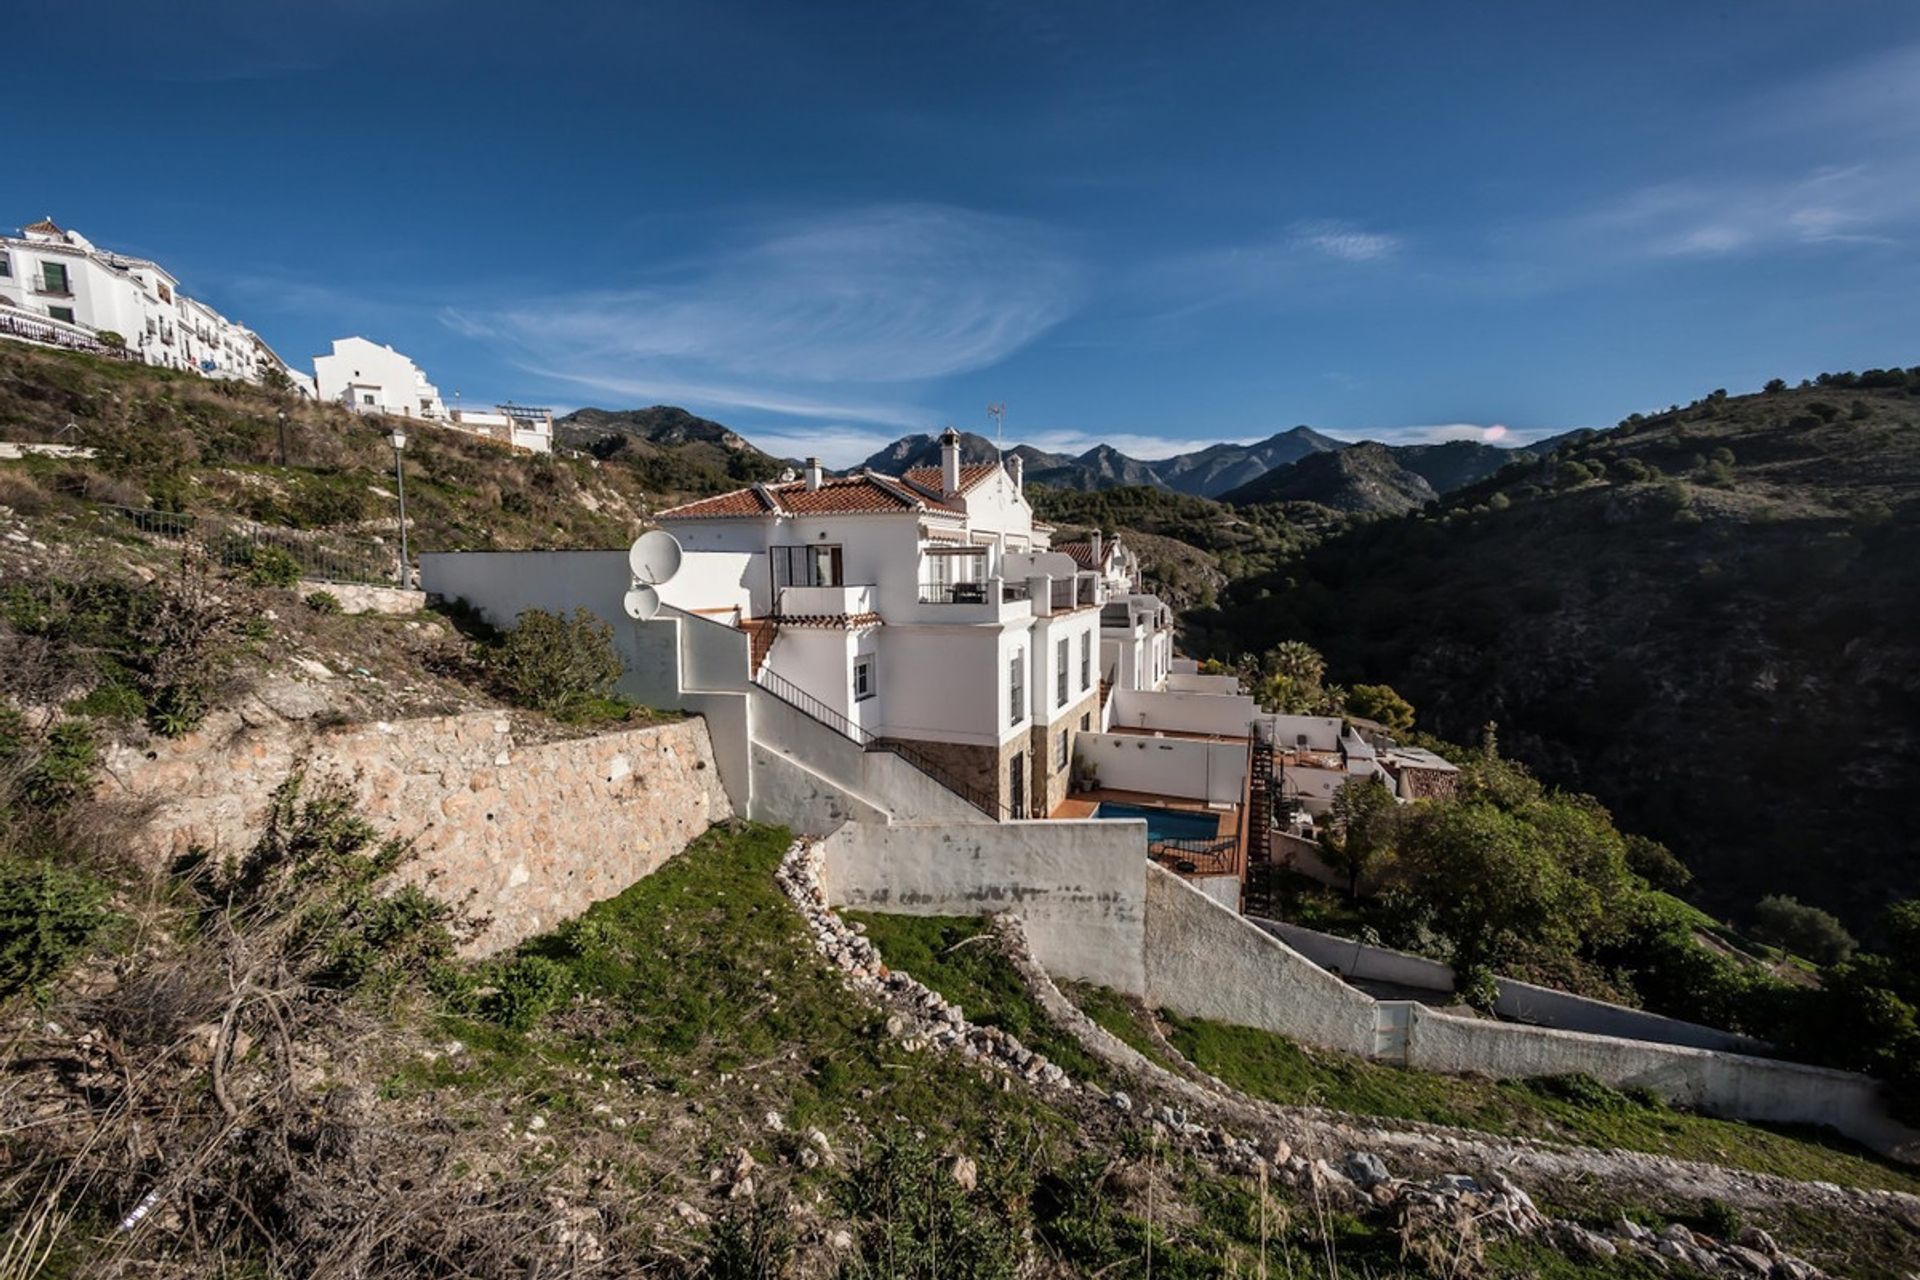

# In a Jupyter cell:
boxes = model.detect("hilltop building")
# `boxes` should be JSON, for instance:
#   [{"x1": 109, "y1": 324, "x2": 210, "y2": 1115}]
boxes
[
  {"x1": 447, "y1": 404, "x2": 555, "y2": 454},
  {"x1": 0, "y1": 217, "x2": 306, "y2": 391},
  {"x1": 652, "y1": 430, "x2": 1119, "y2": 817},
  {"x1": 314, "y1": 336, "x2": 449, "y2": 421}
]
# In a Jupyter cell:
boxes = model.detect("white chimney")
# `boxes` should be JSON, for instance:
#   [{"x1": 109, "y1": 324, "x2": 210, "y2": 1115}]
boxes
[
  {"x1": 1008, "y1": 452, "x2": 1024, "y2": 492},
  {"x1": 1090, "y1": 530, "x2": 1103, "y2": 567},
  {"x1": 804, "y1": 457, "x2": 823, "y2": 491},
  {"x1": 940, "y1": 427, "x2": 961, "y2": 497}
]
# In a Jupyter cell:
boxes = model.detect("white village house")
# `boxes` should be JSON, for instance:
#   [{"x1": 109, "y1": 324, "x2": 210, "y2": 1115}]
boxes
[
  {"x1": 650, "y1": 429, "x2": 1114, "y2": 818},
  {"x1": 0, "y1": 217, "x2": 309, "y2": 391}
]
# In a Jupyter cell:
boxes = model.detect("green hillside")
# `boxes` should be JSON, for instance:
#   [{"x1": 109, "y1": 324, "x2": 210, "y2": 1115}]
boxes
[{"x1": 1196, "y1": 369, "x2": 1920, "y2": 931}]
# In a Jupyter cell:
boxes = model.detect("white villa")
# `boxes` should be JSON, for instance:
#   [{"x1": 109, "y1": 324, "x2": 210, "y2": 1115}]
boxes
[
  {"x1": 651, "y1": 430, "x2": 1117, "y2": 818},
  {"x1": 418, "y1": 425, "x2": 1454, "y2": 913},
  {"x1": 313, "y1": 337, "x2": 554, "y2": 454},
  {"x1": 0, "y1": 218, "x2": 308, "y2": 391},
  {"x1": 314, "y1": 336, "x2": 449, "y2": 421}
]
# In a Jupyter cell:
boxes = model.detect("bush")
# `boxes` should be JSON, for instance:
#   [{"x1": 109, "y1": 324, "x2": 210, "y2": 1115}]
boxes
[
  {"x1": 1750, "y1": 894, "x2": 1855, "y2": 966},
  {"x1": 1346, "y1": 683, "x2": 1414, "y2": 734},
  {"x1": 239, "y1": 544, "x2": 301, "y2": 588},
  {"x1": 0, "y1": 858, "x2": 114, "y2": 1000},
  {"x1": 304, "y1": 590, "x2": 342, "y2": 615},
  {"x1": 476, "y1": 954, "x2": 574, "y2": 1030},
  {"x1": 21, "y1": 720, "x2": 98, "y2": 812},
  {"x1": 484, "y1": 608, "x2": 623, "y2": 717},
  {"x1": 1623, "y1": 833, "x2": 1691, "y2": 892}
]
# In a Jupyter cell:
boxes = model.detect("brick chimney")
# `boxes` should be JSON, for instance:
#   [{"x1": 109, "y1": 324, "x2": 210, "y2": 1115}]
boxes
[
  {"x1": 940, "y1": 427, "x2": 961, "y2": 497},
  {"x1": 804, "y1": 457, "x2": 823, "y2": 491}
]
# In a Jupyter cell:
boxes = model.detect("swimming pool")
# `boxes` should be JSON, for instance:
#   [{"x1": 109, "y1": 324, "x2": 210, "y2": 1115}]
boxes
[{"x1": 1094, "y1": 801, "x2": 1221, "y2": 844}]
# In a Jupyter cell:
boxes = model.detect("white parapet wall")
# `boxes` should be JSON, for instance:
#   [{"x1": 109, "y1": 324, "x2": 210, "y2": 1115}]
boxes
[
  {"x1": 1256, "y1": 918, "x2": 1769, "y2": 1055},
  {"x1": 1079, "y1": 731, "x2": 1247, "y2": 805},
  {"x1": 817, "y1": 819, "x2": 1151, "y2": 995},
  {"x1": 1109, "y1": 687, "x2": 1259, "y2": 737},
  {"x1": 1143, "y1": 865, "x2": 1379, "y2": 1058},
  {"x1": 1404, "y1": 1003, "x2": 1915, "y2": 1155}
]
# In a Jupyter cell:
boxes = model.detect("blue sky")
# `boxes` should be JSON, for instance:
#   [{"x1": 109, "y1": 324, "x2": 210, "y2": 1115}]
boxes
[{"x1": 13, "y1": 1, "x2": 1920, "y2": 464}]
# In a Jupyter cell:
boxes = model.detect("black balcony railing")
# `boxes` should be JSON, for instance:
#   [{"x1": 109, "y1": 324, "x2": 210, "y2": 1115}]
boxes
[
  {"x1": 1148, "y1": 835, "x2": 1240, "y2": 877},
  {"x1": 918, "y1": 580, "x2": 990, "y2": 604}
]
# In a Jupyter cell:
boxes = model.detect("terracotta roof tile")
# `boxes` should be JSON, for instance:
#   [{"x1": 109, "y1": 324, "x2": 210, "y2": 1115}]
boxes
[
  {"x1": 23, "y1": 217, "x2": 62, "y2": 235},
  {"x1": 658, "y1": 471, "x2": 967, "y2": 520},
  {"x1": 1054, "y1": 541, "x2": 1095, "y2": 568},
  {"x1": 902, "y1": 463, "x2": 997, "y2": 497}
]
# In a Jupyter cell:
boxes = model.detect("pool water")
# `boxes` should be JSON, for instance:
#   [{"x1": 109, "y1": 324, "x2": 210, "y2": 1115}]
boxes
[{"x1": 1094, "y1": 801, "x2": 1220, "y2": 844}]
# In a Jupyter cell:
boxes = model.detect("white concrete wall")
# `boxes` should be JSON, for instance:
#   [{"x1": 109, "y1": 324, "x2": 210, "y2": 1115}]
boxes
[
  {"x1": 1263, "y1": 714, "x2": 1345, "y2": 752},
  {"x1": 314, "y1": 336, "x2": 446, "y2": 418},
  {"x1": 1283, "y1": 763, "x2": 1349, "y2": 813},
  {"x1": 1110, "y1": 687, "x2": 1258, "y2": 738},
  {"x1": 1078, "y1": 732, "x2": 1246, "y2": 806},
  {"x1": 658, "y1": 548, "x2": 758, "y2": 618},
  {"x1": 1166, "y1": 673, "x2": 1241, "y2": 695},
  {"x1": 1143, "y1": 865, "x2": 1378, "y2": 1057},
  {"x1": 819, "y1": 819, "x2": 1149, "y2": 995},
  {"x1": 1405, "y1": 1004, "x2": 1914, "y2": 1154}
]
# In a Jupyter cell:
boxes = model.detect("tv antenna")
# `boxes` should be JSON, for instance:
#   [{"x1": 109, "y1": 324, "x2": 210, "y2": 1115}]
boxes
[{"x1": 987, "y1": 402, "x2": 1005, "y2": 451}]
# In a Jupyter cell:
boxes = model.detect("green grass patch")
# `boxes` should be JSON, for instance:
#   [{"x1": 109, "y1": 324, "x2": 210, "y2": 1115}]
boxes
[
  {"x1": 422, "y1": 823, "x2": 1055, "y2": 1145},
  {"x1": 1163, "y1": 1012, "x2": 1920, "y2": 1194},
  {"x1": 845, "y1": 911, "x2": 1109, "y2": 1083},
  {"x1": 1064, "y1": 981, "x2": 1185, "y2": 1073}
]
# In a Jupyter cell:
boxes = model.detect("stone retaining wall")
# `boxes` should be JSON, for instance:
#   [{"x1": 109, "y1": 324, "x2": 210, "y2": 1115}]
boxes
[{"x1": 103, "y1": 709, "x2": 732, "y2": 954}]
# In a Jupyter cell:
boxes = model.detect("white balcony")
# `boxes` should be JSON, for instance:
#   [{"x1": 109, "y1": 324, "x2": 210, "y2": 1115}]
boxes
[
  {"x1": 777, "y1": 583, "x2": 877, "y2": 617},
  {"x1": 904, "y1": 576, "x2": 1033, "y2": 624}
]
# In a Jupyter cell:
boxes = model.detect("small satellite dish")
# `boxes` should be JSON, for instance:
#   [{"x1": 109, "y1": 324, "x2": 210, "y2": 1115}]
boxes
[
  {"x1": 623, "y1": 585, "x2": 660, "y2": 621},
  {"x1": 628, "y1": 529, "x2": 683, "y2": 586}
]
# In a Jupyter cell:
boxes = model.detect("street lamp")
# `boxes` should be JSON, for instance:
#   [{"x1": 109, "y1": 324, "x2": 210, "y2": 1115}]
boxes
[
  {"x1": 389, "y1": 427, "x2": 409, "y2": 584},
  {"x1": 276, "y1": 410, "x2": 289, "y2": 468}
]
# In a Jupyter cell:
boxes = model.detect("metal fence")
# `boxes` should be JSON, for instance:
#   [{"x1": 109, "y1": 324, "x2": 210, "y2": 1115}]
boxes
[
  {"x1": 1149, "y1": 835, "x2": 1241, "y2": 878},
  {"x1": 88, "y1": 503, "x2": 399, "y2": 586}
]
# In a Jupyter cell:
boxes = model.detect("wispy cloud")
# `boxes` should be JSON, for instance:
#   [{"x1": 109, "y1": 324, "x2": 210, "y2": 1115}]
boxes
[
  {"x1": 1289, "y1": 219, "x2": 1401, "y2": 262},
  {"x1": 1581, "y1": 165, "x2": 1914, "y2": 260},
  {"x1": 446, "y1": 203, "x2": 1084, "y2": 428}
]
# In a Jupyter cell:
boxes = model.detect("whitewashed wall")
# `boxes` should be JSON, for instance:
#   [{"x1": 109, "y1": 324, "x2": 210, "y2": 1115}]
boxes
[{"x1": 1079, "y1": 732, "x2": 1246, "y2": 806}]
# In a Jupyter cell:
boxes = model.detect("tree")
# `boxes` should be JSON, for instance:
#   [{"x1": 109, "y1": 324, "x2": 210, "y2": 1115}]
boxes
[
  {"x1": 1264, "y1": 640, "x2": 1326, "y2": 687},
  {"x1": 1321, "y1": 776, "x2": 1398, "y2": 898},
  {"x1": 1346, "y1": 683, "x2": 1414, "y2": 734},
  {"x1": 1763, "y1": 378, "x2": 1787, "y2": 394},
  {"x1": 1750, "y1": 895, "x2": 1856, "y2": 966},
  {"x1": 1623, "y1": 833, "x2": 1691, "y2": 892}
]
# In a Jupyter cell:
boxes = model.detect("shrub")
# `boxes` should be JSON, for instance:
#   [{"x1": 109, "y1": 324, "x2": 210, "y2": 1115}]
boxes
[
  {"x1": 239, "y1": 543, "x2": 301, "y2": 588},
  {"x1": 199, "y1": 772, "x2": 462, "y2": 998},
  {"x1": 1623, "y1": 833, "x2": 1692, "y2": 892},
  {"x1": 1698, "y1": 1197, "x2": 1742, "y2": 1240},
  {"x1": 476, "y1": 954, "x2": 574, "y2": 1030},
  {"x1": 288, "y1": 482, "x2": 370, "y2": 529},
  {"x1": 1346, "y1": 683, "x2": 1414, "y2": 734},
  {"x1": 0, "y1": 858, "x2": 115, "y2": 1000},
  {"x1": 1750, "y1": 894, "x2": 1855, "y2": 966},
  {"x1": 21, "y1": 720, "x2": 98, "y2": 812},
  {"x1": 1763, "y1": 378, "x2": 1787, "y2": 394},
  {"x1": 484, "y1": 608, "x2": 623, "y2": 716},
  {"x1": 94, "y1": 330, "x2": 126, "y2": 349},
  {"x1": 304, "y1": 590, "x2": 342, "y2": 615}
]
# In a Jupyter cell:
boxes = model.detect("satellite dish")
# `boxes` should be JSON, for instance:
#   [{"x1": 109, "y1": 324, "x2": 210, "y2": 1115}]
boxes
[
  {"x1": 628, "y1": 529, "x2": 683, "y2": 585},
  {"x1": 623, "y1": 585, "x2": 660, "y2": 621}
]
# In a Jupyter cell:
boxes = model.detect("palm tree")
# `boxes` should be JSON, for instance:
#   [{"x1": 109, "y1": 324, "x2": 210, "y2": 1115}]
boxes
[{"x1": 1265, "y1": 640, "x2": 1326, "y2": 688}]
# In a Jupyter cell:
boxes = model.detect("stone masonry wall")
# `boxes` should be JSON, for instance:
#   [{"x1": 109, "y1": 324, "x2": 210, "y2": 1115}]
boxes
[{"x1": 103, "y1": 710, "x2": 733, "y2": 954}]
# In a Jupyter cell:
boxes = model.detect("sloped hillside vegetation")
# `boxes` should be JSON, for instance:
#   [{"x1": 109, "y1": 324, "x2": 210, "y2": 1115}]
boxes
[{"x1": 1201, "y1": 369, "x2": 1920, "y2": 933}]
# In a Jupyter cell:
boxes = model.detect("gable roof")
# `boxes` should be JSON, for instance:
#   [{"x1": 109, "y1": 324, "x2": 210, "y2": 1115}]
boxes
[
  {"x1": 23, "y1": 217, "x2": 62, "y2": 236},
  {"x1": 1055, "y1": 541, "x2": 1095, "y2": 569},
  {"x1": 901, "y1": 463, "x2": 997, "y2": 499},
  {"x1": 656, "y1": 471, "x2": 966, "y2": 520}
]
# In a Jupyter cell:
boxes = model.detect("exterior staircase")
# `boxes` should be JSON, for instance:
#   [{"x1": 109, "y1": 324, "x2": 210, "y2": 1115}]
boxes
[
  {"x1": 1240, "y1": 724, "x2": 1276, "y2": 916},
  {"x1": 741, "y1": 618, "x2": 779, "y2": 674}
]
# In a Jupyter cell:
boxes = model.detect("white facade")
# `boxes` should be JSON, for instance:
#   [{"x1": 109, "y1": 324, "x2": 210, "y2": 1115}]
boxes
[
  {"x1": 314, "y1": 336, "x2": 449, "y2": 420},
  {"x1": 0, "y1": 217, "x2": 301, "y2": 389},
  {"x1": 654, "y1": 433, "x2": 1105, "y2": 817},
  {"x1": 447, "y1": 404, "x2": 555, "y2": 454}
]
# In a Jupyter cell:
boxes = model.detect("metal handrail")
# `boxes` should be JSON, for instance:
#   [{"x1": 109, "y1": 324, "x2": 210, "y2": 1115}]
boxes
[
  {"x1": 1149, "y1": 835, "x2": 1240, "y2": 877},
  {"x1": 752, "y1": 664, "x2": 1006, "y2": 821}
]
